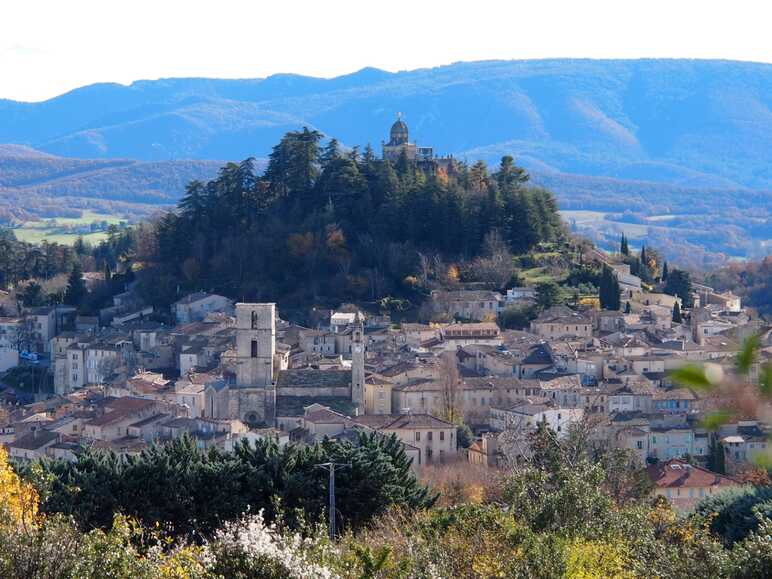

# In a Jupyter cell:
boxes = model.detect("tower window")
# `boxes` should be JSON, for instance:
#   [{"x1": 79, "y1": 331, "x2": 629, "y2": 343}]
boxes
[{"x1": 251, "y1": 340, "x2": 258, "y2": 358}]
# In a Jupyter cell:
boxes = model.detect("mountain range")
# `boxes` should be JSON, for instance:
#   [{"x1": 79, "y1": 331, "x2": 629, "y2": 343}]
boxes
[
  {"x1": 0, "y1": 59, "x2": 770, "y2": 264},
  {"x1": 3, "y1": 59, "x2": 772, "y2": 189}
]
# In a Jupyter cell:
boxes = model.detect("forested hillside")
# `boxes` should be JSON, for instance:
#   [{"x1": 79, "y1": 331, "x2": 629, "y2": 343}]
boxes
[{"x1": 132, "y1": 129, "x2": 565, "y2": 307}]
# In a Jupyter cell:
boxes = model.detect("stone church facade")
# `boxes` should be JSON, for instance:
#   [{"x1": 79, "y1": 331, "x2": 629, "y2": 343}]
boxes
[{"x1": 226, "y1": 302, "x2": 366, "y2": 427}]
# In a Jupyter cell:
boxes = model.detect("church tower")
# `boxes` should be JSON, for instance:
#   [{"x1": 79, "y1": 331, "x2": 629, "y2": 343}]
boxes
[
  {"x1": 351, "y1": 322, "x2": 365, "y2": 412},
  {"x1": 232, "y1": 303, "x2": 276, "y2": 425}
]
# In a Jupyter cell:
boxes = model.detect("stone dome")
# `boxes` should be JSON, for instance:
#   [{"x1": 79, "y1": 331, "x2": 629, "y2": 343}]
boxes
[{"x1": 389, "y1": 117, "x2": 409, "y2": 145}]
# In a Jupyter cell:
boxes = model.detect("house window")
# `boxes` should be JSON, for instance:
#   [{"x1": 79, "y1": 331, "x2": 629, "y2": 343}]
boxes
[
  {"x1": 251, "y1": 340, "x2": 258, "y2": 358},
  {"x1": 428, "y1": 431, "x2": 433, "y2": 441},
  {"x1": 440, "y1": 431, "x2": 445, "y2": 441},
  {"x1": 415, "y1": 432, "x2": 421, "y2": 442}
]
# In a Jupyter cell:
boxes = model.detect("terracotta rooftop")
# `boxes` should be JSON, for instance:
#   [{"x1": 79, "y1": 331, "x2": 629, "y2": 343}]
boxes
[{"x1": 646, "y1": 459, "x2": 742, "y2": 489}]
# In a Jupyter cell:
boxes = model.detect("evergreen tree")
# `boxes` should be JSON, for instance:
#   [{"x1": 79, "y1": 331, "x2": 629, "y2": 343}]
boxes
[
  {"x1": 672, "y1": 301, "x2": 682, "y2": 323},
  {"x1": 599, "y1": 265, "x2": 621, "y2": 310},
  {"x1": 19, "y1": 281, "x2": 45, "y2": 308},
  {"x1": 320, "y1": 138, "x2": 341, "y2": 167},
  {"x1": 36, "y1": 432, "x2": 435, "y2": 538},
  {"x1": 63, "y1": 263, "x2": 87, "y2": 307},
  {"x1": 536, "y1": 281, "x2": 561, "y2": 309},
  {"x1": 662, "y1": 261, "x2": 669, "y2": 281},
  {"x1": 625, "y1": 301, "x2": 631, "y2": 314},
  {"x1": 664, "y1": 269, "x2": 693, "y2": 308},
  {"x1": 620, "y1": 234, "x2": 629, "y2": 256},
  {"x1": 495, "y1": 155, "x2": 528, "y2": 192},
  {"x1": 707, "y1": 437, "x2": 726, "y2": 474}
]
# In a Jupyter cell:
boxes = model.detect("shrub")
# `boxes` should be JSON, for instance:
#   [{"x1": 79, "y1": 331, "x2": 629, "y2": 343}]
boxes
[{"x1": 695, "y1": 485, "x2": 772, "y2": 545}]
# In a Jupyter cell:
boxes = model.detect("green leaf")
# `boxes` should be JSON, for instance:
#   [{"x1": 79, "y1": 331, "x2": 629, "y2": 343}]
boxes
[
  {"x1": 760, "y1": 363, "x2": 772, "y2": 398},
  {"x1": 701, "y1": 410, "x2": 732, "y2": 431},
  {"x1": 735, "y1": 333, "x2": 760, "y2": 375},
  {"x1": 669, "y1": 365, "x2": 713, "y2": 390}
]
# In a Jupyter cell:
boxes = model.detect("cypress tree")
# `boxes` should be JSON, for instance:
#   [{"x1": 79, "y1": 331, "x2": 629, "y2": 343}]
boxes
[
  {"x1": 672, "y1": 301, "x2": 682, "y2": 323},
  {"x1": 63, "y1": 263, "x2": 87, "y2": 307},
  {"x1": 620, "y1": 234, "x2": 629, "y2": 256},
  {"x1": 599, "y1": 265, "x2": 620, "y2": 311},
  {"x1": 662, "y1": 261, "x2": 669, "y2": 281}
]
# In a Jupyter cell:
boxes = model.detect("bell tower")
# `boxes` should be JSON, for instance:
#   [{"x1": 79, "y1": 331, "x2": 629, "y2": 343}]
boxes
[
  {"x1": 351, "y1": 322, "x2": 365, "y2": 412},
  {"x1": 233, "y1": 303, "x2": 276, "y2": 425}
]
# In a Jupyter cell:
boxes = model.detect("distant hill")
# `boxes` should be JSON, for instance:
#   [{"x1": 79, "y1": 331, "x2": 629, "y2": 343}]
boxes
[
  {"x1": 4, "y1": 59, "x2": 772, "y2": 190},
  {"x1": 0, "y1": 147, "x2": 223, "y2": 222}
]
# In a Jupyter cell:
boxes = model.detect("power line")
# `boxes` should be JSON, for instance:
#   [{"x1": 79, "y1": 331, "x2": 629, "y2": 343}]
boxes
[{"x1": 316, "y1": 461, "x2": 349, "y2": 540}]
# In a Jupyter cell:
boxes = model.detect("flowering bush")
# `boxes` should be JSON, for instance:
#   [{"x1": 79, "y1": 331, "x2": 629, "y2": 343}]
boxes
[{"x1": 207, "y1": 511, "x2": 338, "y2": 579}]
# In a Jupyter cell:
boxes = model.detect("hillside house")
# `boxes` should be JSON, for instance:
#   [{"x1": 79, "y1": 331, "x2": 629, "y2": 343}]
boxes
[
  {"x1": 430, "y1": 290, "x2": 503, "y2": 321},
  {"x1": 173, "y1": 292, "x2": 233, "y2": 324},
  {"x1": 647, "y1": 459, "x2": 743, "y2": 510}
]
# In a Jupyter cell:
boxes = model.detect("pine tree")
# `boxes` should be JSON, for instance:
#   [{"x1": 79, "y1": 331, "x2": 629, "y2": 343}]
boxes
[
  {"x1": 672, "y1": 301, "x2": 682, "y2": 323},
  {"x1": 620, "y1": 234, "x2": 629, "y2": 256},
  {"x1": 662, "y1": 261, "x2": 669, "y2": 281},
  {"x1": 320, "y1": 138, "x2": 341, "y2": 167}
]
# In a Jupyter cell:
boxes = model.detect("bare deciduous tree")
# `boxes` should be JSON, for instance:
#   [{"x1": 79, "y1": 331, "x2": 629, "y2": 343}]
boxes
[{"x1": 439, "y1": 351, "x2": 462, "y2": 424}]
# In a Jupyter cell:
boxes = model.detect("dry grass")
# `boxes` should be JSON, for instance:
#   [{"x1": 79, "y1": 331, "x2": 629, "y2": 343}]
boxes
[{"x1": 420, "y1": 460, "x2": 506, "y2": 506}]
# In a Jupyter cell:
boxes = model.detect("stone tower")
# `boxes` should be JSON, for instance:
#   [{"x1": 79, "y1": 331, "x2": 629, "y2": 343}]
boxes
[
  {"x1": 232, "y1": 303, "x2": 276, "y2": 425},
  {"x1": 351, "y1": 323, "x2": 365, "y2": 412}
]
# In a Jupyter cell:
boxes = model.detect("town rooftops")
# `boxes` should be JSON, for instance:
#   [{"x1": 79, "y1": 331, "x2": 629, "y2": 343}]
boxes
[
  {"x1": 129, "y1": 413, "x2": 171, "y2": 428},
  {"x1": 276, "y1": 395, "x2": 357, "y2": 417},
  {"x1": 304, "y1": 406, "x2": 351, "y2": 424},
  {"x1": 9, "y1": 430, "x2": 59, "y2": 451},
  {"x1": 521, "y1": 343, "x2": 553, "y2": 365},
  {"x1": 496, "y1": 399, "x2": 555, "y2": 416},
  {"x1": 646, "y1": 459, "x2": 741, "y2": 489},
  {"x1": 174, "y1": 292, "x2": 213, "y2": 305},
  {"x1": 353, "y1": 413, "x2": 454, "y2": 430},
  {"x1": 276, "y1": 369, "x2": 352, "y2": 389}
]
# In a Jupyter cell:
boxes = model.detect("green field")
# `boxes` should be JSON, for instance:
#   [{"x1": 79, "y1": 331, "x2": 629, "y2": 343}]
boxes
[
  {"x1": 11, "y1": 211, "x2": 127, "y2": 245},
  {"x1": 561, "y1": 210, "x2": 652, "y2": 239}
]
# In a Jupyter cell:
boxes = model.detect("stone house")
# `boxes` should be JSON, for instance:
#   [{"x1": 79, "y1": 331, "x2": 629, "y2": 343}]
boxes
[
  {"x1": 646, "y1": 459, "x2": 743, "y2": 511},
  {"x1": 530, "y1": 309, "x2": 593, "y2": 340},
  {"x1": 430, "y1": 290, "x2": 503, "y2": 321},
  {"x1": 354, "y1": 412, "x2": 457, "y2": 467},
  {"x1": 490, "y1": 400, "x2": 584, "y2": 437},
  {"x1": 173, "y1": 292, "x2": 234, "y2": 325},
  {"x1": 0, "y1": 317, "x2": 22, "y2": 372}
]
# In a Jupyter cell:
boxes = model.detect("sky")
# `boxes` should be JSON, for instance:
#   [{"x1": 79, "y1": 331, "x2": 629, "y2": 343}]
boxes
[{"x1": 2, "y1": 0, "x2": 772, "y2": 102}]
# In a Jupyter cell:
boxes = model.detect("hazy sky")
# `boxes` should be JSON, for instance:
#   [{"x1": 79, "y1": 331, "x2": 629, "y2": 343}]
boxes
[{"x1": 2, "y1": 0, "x2": 771, "y2": 102}]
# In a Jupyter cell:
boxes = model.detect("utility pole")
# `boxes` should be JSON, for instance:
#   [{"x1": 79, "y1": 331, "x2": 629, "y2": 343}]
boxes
[{"x1": 317, "y1": 462, "x2": 349, "y2": 540}]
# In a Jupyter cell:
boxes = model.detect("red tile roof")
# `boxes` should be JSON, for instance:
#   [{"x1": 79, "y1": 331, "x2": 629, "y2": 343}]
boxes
[{"x1": 646, "y1": 459, "x2": 742, "y2": 489}]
